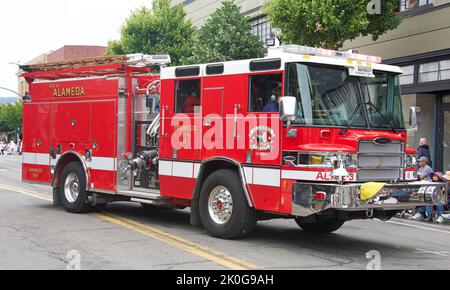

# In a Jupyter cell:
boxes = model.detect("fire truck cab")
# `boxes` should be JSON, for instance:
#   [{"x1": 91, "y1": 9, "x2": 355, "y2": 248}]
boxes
[{"x1": 21, "y1": 47, "x2": 447, "y2": 239}]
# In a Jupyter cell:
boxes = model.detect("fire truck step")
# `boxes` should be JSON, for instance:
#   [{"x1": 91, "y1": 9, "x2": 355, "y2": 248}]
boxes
[{"x1": 118, "y1": 189, "x2": 167, "y2": 201}]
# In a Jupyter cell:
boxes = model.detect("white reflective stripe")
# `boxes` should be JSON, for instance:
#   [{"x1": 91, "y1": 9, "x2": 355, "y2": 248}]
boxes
[
  {"x1": 282, "y1": 170, "x2": 309, "y2": 180},
  {"x1": 159, "y1": 160, "x2": 172, "y2": 176},
  {"x1": 22, "y1": 152, "x2": 49, "y2": 166},
  {"x1": 193, "y1": 163, "x2": 201, "y2": 179},
  {"x1": 252, "y1": 168, "x2": 280, "y2": 187},
  {"x1": 22, "y1": 152, "x2": 36, "y2": 165},
  {"x1": 172, "y1": 161, "x2": 194, "y2": 178},
  {"x1": 243, "y1": 167, "x2": 253, "y2": 184},
  {"x1": 36, "y1": 153, "x2": 49, "y2": 166},
  {"x1": 91, "y1": 157, "x2": 115, "y2": 171}
]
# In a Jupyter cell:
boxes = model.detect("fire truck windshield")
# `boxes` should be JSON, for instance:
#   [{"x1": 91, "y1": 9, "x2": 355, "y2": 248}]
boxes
[{"x1": 285, "y1": 63, "x2": 405, "y2": 130}]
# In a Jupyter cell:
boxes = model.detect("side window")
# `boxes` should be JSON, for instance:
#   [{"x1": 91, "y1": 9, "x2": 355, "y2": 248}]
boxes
[
  {"x1": 249, "y1": 73, "x2": 282, "y2": 112},
  {"x1": 175, "y1": 79, "x2": 201, "y2": 114}
]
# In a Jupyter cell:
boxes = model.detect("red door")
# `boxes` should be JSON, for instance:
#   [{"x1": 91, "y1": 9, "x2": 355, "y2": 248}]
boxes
[{"x1": 201, "y1": 87, "x2": 224, "y2": 160}]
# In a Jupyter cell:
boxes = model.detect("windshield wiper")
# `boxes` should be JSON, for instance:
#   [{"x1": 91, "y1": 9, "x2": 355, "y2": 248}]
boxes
[
  {"x1": 339, "y1": 102, "x2": 363, "y2": 136},
  {"x1": 365, "y1": 101, "x2": 398, "y2": 134}
]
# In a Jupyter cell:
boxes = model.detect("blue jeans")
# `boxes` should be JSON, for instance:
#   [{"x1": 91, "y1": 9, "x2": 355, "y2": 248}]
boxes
[{"x1": 418, "y1": 205, "x2": 444, "y2": 217}]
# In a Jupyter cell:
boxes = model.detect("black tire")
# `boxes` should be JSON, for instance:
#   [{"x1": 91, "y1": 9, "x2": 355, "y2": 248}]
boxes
[
  {"x1": 295, "y1": 218, "x2": 344, "y2": 234},
  {"x1": 199, "y1": 169, "x2": 257, "y2": 239},
  {"x1": 59, "y1": 161, "x2": 91, "y2": 213}
]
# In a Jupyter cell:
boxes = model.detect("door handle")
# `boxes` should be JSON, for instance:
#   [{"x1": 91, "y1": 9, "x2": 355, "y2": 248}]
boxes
[{"x1": 204, "y1": 118, "x2": 212, "y2": 127}]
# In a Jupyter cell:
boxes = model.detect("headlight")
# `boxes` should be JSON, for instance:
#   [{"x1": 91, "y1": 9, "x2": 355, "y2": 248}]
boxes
[
  {"x1": 284, "y1": 152, "x2": 357, "y2": 168},
  {"x1": 405, "y1": 154, "x2": 417, "y2": 168}
]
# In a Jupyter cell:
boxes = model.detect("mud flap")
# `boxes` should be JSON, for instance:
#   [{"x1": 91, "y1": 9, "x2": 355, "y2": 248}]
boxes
[
  {"x1": 53, "y1": 187, "x2": 61, "y2": 207},
  {"x1": 190, "y1": 198, "x2": 201, "y2": 226}
]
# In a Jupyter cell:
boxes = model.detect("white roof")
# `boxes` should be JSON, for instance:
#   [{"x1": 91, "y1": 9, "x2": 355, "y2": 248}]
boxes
[{"x1": 160, "y1": 49, "x2": 402, "y2": 80}]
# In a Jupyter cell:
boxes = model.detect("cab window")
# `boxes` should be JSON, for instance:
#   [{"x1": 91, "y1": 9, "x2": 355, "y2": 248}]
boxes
[
  {"x1": 175, "y1": 79, "x2": 201, "y2": 114},
  {"x1": 249, "y1": 73, "x2": 282, "y2": 112}
]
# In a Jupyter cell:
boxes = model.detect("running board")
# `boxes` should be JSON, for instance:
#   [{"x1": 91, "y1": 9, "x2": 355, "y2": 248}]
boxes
[{"x1": 118, "y1": 189, "x2": 170, "y2": 206}]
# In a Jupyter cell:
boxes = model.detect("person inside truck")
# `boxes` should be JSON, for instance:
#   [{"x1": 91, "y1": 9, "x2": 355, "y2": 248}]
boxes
[
  {"x1": 262, "y1": 86, "x2": 281, "y2": 112},
  {"x1": 183, "y1": 90, "x2": 200, "y2": 114}
]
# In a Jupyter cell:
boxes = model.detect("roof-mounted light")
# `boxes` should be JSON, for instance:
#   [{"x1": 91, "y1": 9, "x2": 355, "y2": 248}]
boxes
[
  {"x1": 270, "y1": 45, "x2": 382, "y2": 64},
  {"x1": 126, "y1": 53, "x2": 171, "y2": 66}
]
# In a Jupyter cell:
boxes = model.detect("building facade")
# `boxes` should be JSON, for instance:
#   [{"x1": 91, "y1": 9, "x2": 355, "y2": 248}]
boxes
[
  {"x1": 173, "y1": 0, "x2": 450, "y2": 171},
  {"x1": 171, "y1": 0, "x2": 273, "y2": 43}
]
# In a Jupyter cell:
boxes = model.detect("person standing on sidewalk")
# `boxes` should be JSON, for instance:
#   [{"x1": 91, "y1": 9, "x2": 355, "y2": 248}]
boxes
[{"x1": 418, "y1": 138, "x2": 432, "y2": 167}]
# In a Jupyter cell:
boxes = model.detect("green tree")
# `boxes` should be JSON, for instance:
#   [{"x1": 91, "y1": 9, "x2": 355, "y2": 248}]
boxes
[
  {"x1": 107, "y1": 0, "x2": 196, "y2": 65},
  {"x1": 187, "y1": 0, "x2": 264, "y2": 64},
  {"x1": 0, "y1": 102, "x2": 22, "y2": 133},
  {"x1": 264, "y1": 0, "x2": 402, "y2": 49}
]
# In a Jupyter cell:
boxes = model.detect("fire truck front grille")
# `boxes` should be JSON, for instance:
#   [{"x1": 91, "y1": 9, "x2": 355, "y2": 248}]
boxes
[{"x1": 357, "y1": 141, "x2": 404, "y2": 182}]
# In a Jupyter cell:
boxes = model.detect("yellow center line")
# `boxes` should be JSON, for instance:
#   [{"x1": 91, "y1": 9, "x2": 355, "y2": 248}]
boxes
[
  {"x1": 0, "y1": 183, "x2": 260, "y2": 270},
  {"x1": 0, "y1": 184, "x2": 53, "y2": 202},
  {"x1": 94, "y1": 212, "x2": 259, "y2": 270}
]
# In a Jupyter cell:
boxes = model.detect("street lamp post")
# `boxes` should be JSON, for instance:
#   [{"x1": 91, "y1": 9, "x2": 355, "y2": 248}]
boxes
[{"x1": 0, "y1": 87, "x2": 23, "y2": 99}]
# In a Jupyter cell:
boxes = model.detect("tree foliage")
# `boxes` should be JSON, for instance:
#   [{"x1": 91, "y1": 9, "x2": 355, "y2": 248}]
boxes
[
  {"x1": 264, "y1": 0, "x2": 402, "y2": 49},
  {"x1": 187, "y1": 0, "x2": 264, "y2": 64},
  {"x1": 107, "y1": 0, "x2": 196, "y2": 65},
  {"x1": 0, "y1": 102, "x2": 22, "y2": 133}
]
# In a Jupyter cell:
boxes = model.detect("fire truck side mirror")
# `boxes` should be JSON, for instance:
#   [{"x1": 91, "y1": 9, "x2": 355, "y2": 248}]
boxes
[
  {"x1": 409, "y1": 107, "x2": 422, "y2": 129},
  {"x1": 279, "y1": 96, "x2": 297, "y2": 121}
]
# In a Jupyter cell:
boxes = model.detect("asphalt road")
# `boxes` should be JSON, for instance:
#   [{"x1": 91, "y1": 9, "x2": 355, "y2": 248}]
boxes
[{"x1": 0, "y1": 155, "x2": 449, "y2": 270}]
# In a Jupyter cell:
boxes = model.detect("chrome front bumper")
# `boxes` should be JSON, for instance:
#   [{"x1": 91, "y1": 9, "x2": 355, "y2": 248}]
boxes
[{"x1": 292, "y1": 181, "x2": 447, "y2": 217}]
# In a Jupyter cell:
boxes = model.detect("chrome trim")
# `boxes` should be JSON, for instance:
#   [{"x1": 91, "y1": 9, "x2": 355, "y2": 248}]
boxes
[
  {"x1": 52, "y1": 150, "x2": 90, "y2": 191},
  {"x1": 292, "y1": 181, "x2": 447, "y2": 217},
  {"x1": 199, "y1": 157, "x2": 254, "y2": 208}
]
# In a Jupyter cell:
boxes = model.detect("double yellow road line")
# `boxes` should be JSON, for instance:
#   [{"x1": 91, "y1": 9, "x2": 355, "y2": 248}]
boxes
[{"x1": 0, "y1": 183, "x2": 259, "y2": 270}]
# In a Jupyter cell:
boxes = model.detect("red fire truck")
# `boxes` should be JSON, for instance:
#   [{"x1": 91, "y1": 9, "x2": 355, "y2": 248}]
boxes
[{"x1": 21, "y1": 45, "x2": 447, "y2": 239}]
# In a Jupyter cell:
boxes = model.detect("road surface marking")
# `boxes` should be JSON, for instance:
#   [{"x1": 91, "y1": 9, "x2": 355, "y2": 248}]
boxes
[
  {"x1": 415, "y1": 248, "x2": 450, "y2": 257},
  {"x1": 0, "y1": 183, "x2": 259, "y2": 270},
  {"x1": 0, "y1": 184, "x2": 52, "y2": 202},
  {"x1": 393, "y1": 218, "x2": 450, "y2": 230},
  {"x1": 386, "y1": 220, "x2": 450, "y2": 235},
  {"x1": 95, "y1": 212, "x2": 259, "y2": 270}
]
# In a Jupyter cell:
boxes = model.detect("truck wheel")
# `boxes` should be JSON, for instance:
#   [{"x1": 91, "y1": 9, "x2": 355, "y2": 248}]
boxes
[
  {"x1": 199, "y1": 169, "x2": 256, "y2": 239},
  {"x1": 295, "y1": 218, "x2": 344, "y2": 234},
  {"x1": 59, "y1": 162, "x2": 91, "y2": 213}
]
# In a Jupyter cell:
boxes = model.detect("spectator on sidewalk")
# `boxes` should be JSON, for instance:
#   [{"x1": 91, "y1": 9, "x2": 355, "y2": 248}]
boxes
[
  {"x1": 17, "y1": 139, "x2": 22, "y2": 155},
  {"x1": 7, "y1": 140, "x2": 16, "y2": 155},
  {"x1": 429, "y1": 172, "x2": 446, "y2": 224},
  {"x1": 418, "y1": 157, "x2": 433, "y2": 181},
  {"x1": 0, "y1": 140, "x2": 6, "y2": 155},
  {"x1": 418, "y1": 138, "x2": 432, "y2": 167},
  {"x1": 411, "y1": 157, "x2": 434, "y2": 221}
]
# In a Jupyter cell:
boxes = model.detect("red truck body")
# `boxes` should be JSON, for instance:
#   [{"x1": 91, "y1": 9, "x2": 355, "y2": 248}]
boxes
[{"x1": 20, "y1": 49, "x2": 447, "y2": 238}]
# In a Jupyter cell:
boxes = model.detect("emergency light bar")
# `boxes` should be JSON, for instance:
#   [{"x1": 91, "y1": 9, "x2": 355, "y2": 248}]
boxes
[
  {"x1": 270, "y1": 44, "x2": 382, "y2": 64},
  {"x1": 126, "y1": 54, "x2": 171, "y2": 66}
]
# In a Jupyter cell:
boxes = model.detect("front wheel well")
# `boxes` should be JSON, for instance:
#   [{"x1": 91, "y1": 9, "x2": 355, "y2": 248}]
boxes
[
  {"x1": 52, "y1": 152, "x2": 88, "y2": 190},
  {"x1": 189, "y1": 158, "x2": 252, "y2": 226}
]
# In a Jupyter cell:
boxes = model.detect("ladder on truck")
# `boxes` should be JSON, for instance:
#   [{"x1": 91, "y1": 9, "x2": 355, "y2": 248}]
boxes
[{"x1": 21, "y1": 54, "x2": 171, "y2": 81}]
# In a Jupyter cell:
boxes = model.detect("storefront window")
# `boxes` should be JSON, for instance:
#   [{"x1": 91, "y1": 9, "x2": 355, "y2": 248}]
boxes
[
  {"x1": 400, "y1": 65, "x2": 414, "y2": 85},
  {"x1": 419, "y1": 60, "x2": 450, "y2": 83},
  {"x1": 419, "y1": 62, "x2": 439, "y2": 82},
  {"x1": 400, "y1": 0, "x2": 433, "y2": 11},
  {"x1": 251, "y1": 16, "x2": 272, "y2": 43},
  {"x1": 440, "y1": 60, "x2": 450, "y2": 80}
]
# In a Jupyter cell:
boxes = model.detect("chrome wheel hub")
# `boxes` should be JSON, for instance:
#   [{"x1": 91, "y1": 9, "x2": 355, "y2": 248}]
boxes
[
  {"x1": 208, "y1": 186, "x2": 233, "y2": 225},
  {"x1": 64, "y1": 173, "x2": 80, "y2": 203}
]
